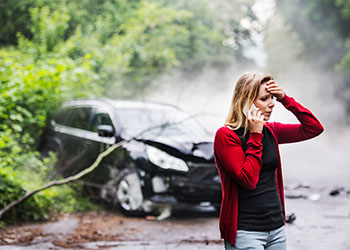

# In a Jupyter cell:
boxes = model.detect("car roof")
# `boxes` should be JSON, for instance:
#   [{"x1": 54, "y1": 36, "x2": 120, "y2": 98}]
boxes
[{"x1": 61, "y1": 98, "x2": 181, "y2": 111}]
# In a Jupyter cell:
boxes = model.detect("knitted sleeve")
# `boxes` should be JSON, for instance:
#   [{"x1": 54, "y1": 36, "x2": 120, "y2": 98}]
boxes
[
  {"x1": 214, "y1": 127, "x2": 264, "y2": 190},
  {"x1": 271, "y1": 94, "x2": 324, "y2": 144}
]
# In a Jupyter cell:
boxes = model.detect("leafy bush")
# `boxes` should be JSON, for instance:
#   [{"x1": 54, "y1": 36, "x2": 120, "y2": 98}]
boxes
[
  {"x1": 0, "y1": 164, "x2": 96, "y2": 225},
  {"x1": 0, "y1": 167, "x2": 52, "y2": 223}
]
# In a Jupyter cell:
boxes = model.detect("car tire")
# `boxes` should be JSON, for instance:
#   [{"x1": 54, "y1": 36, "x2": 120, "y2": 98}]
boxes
[{"x1": 113, "y1": 168, "x2": 144, "y2": 216}]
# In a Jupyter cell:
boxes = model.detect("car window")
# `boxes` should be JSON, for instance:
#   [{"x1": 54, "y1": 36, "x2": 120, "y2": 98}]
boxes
[
  {"x1": 65, "y1": 107, "x2": 92, "y2": 130},
  {"x1": 90, "y1": 111, "x2": 114, "y2": 133},
  {"x1": 115, "y1": 108, "x2": 208, "y2": 139},
  {"x1": 54, "y1": 108, "x2": 72, "y2": 126}
]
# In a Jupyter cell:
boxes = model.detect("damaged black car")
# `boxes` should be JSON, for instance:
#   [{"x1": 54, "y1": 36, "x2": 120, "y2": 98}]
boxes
[{"x1": 40, "y1": 99, "x2": 221, "y2": 217}]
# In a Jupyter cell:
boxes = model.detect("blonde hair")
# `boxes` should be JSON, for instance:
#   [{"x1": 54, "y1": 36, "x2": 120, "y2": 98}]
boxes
[{"x1": 225, "y1": 72, "x2": 274, "y2": 135}]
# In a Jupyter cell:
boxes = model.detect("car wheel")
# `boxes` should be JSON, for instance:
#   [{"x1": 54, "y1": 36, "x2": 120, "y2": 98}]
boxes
[{"x1": 113, "y1": 168, "x2": 144, "y2": 216}]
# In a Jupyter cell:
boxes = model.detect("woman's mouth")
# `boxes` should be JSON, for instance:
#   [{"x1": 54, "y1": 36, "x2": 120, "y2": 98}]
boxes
[{"x1": 264, "y1": 111, "x2": 273, "y2": 119}]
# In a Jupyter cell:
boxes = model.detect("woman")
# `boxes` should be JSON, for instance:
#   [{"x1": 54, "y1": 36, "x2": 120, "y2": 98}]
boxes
[{"x1": 213, "y1": 72, "x2": 324, "y2": 250}]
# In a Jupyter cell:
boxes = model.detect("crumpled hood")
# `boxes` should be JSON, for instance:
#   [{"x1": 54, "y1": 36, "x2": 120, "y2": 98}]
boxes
[{"x1": 138, "y1": 135, "x2": 214, "y2": 161}]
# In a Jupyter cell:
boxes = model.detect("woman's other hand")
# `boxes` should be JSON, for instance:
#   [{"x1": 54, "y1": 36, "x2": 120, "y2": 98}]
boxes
[
  {"x1": 266, "y1": 80, "x2": 285, "y2": 100},
  {"x1": 247, "y1": 108, "x2": 264, "y2": 133}
]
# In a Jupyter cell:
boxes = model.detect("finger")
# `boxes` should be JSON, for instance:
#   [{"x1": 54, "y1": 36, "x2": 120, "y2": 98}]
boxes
[
  {"x1": 269, "y1": 90, "x2": 283, "y2": 96},
  {"x1": 248, "y1": 108, "x2": 256, "y2": 114},
  {"x1": 255, "y1": 110, "x2": 263, "y2": 119},
  {"x1": 266, "y1": 86, "x2": 283, "y2": 94},
  {"x1": 268, "y1": 89, "x2": 282, "y2": 94},
  {"x1": 266, "y1": 84, "x2": 280, "y2": 90},
  {"x1": 267, "y1": 83, "x2": 281, "y2": 88},
  {"x1": 250, "y1": 109, "x2": 259, "y2": 117},
  {"x1": 247, "y1": 109, "x2": 252, "y2": 119},
  {"x1": 250, "y1": 110, "x2": 262, "y2": 121}
]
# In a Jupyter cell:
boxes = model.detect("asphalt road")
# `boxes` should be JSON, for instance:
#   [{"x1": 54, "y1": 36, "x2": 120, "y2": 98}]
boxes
[{"x1": 0, "y1": 183, "x2": 349, "y2": 250}]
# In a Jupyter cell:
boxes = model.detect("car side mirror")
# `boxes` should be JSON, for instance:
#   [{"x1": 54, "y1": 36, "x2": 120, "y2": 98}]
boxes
[{"x1": 97, "y1": 125, "x2": 115, "y2": 137}]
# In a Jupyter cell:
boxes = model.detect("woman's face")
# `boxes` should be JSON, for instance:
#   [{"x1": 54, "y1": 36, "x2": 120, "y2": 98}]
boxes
[{"x1": 253, "y1": 82, "x2": 275, "y2": 121}]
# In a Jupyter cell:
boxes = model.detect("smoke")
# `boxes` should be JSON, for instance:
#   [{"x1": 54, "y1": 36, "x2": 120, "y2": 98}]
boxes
[{"x1": 145, "y1": 65, "x2": 247, "y2": 135}]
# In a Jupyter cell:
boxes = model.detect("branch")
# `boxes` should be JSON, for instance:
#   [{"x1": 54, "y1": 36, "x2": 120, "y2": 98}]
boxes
[{"x1": 0, "y1": 115, "x2": 200, "y2": 219}]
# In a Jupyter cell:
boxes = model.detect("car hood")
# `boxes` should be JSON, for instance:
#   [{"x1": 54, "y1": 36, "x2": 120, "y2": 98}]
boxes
[{"x1": 137, "y1": 136, "x2": 214, "y2": 161}]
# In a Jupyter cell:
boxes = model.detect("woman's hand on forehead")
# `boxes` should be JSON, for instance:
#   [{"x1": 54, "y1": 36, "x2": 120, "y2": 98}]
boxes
[{"x1": 265, "y1": 80, "x2": 285, "y2": 100}]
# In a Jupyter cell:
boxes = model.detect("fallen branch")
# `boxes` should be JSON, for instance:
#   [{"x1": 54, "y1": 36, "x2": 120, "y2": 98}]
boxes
[{"x1": 0, "y1": 115, "x2": 201, "y2": 219}]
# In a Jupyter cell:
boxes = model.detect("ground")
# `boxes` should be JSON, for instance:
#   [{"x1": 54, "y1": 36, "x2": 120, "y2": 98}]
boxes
[{"x1": 0, "y1": 184, "x2": 349, "y2": 250}]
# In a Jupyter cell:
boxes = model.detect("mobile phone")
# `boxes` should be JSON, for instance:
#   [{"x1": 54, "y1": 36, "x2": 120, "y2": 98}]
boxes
[{"x1": 243, "y1": 103, "x2": 257, "y2": 116}]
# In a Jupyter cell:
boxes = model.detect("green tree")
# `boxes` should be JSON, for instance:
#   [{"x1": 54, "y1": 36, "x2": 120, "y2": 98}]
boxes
[
  {"x1": 0, "y1": 0, "x2": 34, "y2": 45},
  {"x1": 333, "y1": 0, "x2": 350, "y2": 76},
  {"x1": 160, "y1": 0, "x2": 258, "y2": 70},
  {"x1": 276, "y1": 0, "x2": 349, "y2": 68}
]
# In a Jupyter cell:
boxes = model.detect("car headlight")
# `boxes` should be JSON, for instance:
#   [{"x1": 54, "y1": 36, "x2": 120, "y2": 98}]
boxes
[{"x1": 146, "y1": 145, "x2": 189, "y2": 172}]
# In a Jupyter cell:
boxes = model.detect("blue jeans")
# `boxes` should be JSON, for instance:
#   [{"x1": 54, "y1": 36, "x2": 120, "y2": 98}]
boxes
[{"x1": 224, "y1": 226, "x2": 286, "y2": 250}]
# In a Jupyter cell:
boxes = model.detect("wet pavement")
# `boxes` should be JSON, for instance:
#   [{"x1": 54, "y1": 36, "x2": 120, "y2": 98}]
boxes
[
  {"x1": 0, "y1": 206, "x2": 223, "y2": 250},
  {"x1": 0, "y1": 185, "x2": 349, "y2": 250}
]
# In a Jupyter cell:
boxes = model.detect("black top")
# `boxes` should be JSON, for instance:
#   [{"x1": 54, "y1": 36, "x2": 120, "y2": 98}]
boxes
[{"x1": 237, "y1": 127, "x2": 284, "y2": 231}]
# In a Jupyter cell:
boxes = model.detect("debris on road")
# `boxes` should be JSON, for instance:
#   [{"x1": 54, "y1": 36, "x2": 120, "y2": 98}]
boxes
[
  {"x1": 285, "y1": 181, "x2": 311, "y2": 190},
  {"x1": 286, "y1": 213, "x2": 296, "y2": 224},
  {"x1": 285, "y1": 194, "x2": 308, "y2": 199},
  {"x1": 329, "y1": 187, "x2": 345, "y2": 196}
]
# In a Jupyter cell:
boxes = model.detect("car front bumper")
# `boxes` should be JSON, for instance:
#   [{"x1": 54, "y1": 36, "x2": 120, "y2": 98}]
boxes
[{"x1": 140, "y1": 163, "x2": 222, "y2": 206}]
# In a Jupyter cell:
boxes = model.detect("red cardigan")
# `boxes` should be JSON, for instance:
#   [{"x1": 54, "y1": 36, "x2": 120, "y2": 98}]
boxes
[{"x1": 213, "y1": 94, "x2": 324, "y2": 245}]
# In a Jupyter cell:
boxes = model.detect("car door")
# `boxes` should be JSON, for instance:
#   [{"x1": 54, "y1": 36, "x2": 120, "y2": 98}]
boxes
[
  {"x1": 80, "y1": 107, "x2": 117, "y2": 183},
  {"x1": 45, "y1": 106, "x2": 75, "y2": 171},
  {"x1": 57, "y1": 106, "x2": 93, "y2": 176},
  {"x1": 87, "y1": 107, "x2": 116, "y2": 156}
]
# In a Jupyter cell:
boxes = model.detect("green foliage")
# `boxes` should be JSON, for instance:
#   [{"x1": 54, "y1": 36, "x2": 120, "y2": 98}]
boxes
[
  {"x1": 334, "y1": 0, "x2": 350, "y2": 75},
  {"x1": 104, "y1": 1, "x2": 192, "y2": 96},
  {"x1": 0, "y1": 167, "x2": 52, "y2": 222},
  {"x1": 335, "y1": 39, "x2": 350, "y2": 76},
  {"x1": 0, "y1": 0, "x2": 35, "y2": 45},
  {"x1": 276, "y1": 0, "x2": 350, "y2": 69},
  {"x1": 65, "y1": 0, "x2": 142, "y2": 43},
  {"x1": 336, "y1": 0, "x2": 350, "y2": 19},
  {"x1": 264, "y1": 13, "x2": 304, "y2": 75},
  {"x1": 44, "y1": 183, "x2": 96, "y2": 213},
  {"x1": 161, "y1": 0, "x2": 257, "y2": 68},
  {"x1": 29, "y1": 5, "x2": 70, "y2": 55},
  {"x1": 0, "y1": 47, "x2": 100, "y2": 162},
  {"x1": 0, "y1": 166, "x2": 95, "y2": 224}
]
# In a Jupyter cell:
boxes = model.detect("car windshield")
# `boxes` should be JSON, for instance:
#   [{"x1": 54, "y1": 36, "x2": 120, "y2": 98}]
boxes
[{"x1": 115, "y1": 108, "x2": 209, "y2": 140}]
